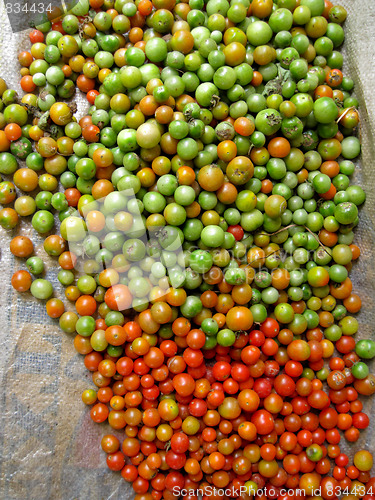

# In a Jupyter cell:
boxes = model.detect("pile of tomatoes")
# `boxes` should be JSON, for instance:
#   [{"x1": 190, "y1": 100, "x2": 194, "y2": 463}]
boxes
[{"x1": 1, "y1": 0, "x2": 375, "y2": 498}]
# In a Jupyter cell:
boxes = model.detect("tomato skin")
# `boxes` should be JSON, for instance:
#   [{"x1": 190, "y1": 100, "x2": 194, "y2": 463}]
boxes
[
  {"x1": 46, "y1": 298, "x2": 65, "y2": 318},
  {"x1": 105, "y1": 325, "x2": 126, "y2": 346},
  {"x1": 238, "y1": 389, "x2": 260, "y2": 412},
  {"x1": 121, "y1": 464, "x2": 138, "y2": 483},
  {"x1": 170, "y1": 432, "x2": 189, "y2": 453},
  {"x1": 10, "y1": 235, "x2": 34, "y2": 258},
  {"x1": 260, "y1": 317, "x2": 280, "y2": 338},
  {"x1": 183, "y1": 347, "x2": 203, "y2": 368},
  {"x1": 307, "y1": 390, "x2": 331, "y2": 409},
  {"x1": 231, "y1": 363, "x2": 250, "y2": 382},
  {"x1": 104, "y1": 284, "x2": 132, "y2": 311},
  {"x1": 29, "y1": 29, "x2": 44, "y2": 43},
  {"x1": 241, "y1": 345, "x2": 261, "y2": 365},
  {"x1": 75, "y1": 295, "x2": 97, "y2": 316},
  {"x1": 90, "y1": 403, "x2": 109, "y2": 423},
  {"x1": 84, "y1": 352, "x2": 103, "y2": 372},
  {"x1": 11, "y1": 270, "x2": 32, "y2": 292},
  {"x1": 87, "y1": 89, "x2": 99, "y2": 104},
  {"x1": 352, "y1": 412, "x2": 369, "y2": 429},
  {"x1": 106, "y1": 451, "x2": 126, "y2": 471},
  {"x1": 166, "y1": 449, "x2": 187, "y2": 470},
  {"x1": 251, "y1": 409, "x2": 274, "y2": 435},
  {"x1": 253, "y1": 378, "x2": 272, "y2": 399},
  {"x1": 0, "y1": 131, "x2": 10, "y2": 152},
  {"x1": 4, "y1": 123, "x2": 22, "y2": 141},
  {"x1": 274, "y1": 374, "x2": 296, "y2": 397},
  {"x1": 228, "y1": 225, "x2": 244, "y2": 241},
  {"x1": 212, "y1": 361, "x2": 232, "y2": 381},
  {"x1": 268, "y1": 137, "x2": 291, "y2": 158},
  {"x1": 165, "y1": 471, "x2": 184, "y2": 491},
  {"x1": 116, "y1": 357, "x2": 133, "y2": 376},
  {"x1": 173, "y1": 373, "x2": 195, "y2": 396}
]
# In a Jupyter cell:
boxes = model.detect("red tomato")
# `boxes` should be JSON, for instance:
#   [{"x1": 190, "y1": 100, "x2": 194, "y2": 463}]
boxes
[
  {"x1": 251, "y1": 409, "x2": 275, "y2": 435},
  {"x1": 228, "y1": 225, "x2": 244, "y2": 241}
]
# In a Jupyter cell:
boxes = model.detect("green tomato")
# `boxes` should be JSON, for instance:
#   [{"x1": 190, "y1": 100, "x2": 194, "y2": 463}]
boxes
[
  {"x1": 30, "y1": 279, "x2": 54, "y2": 300},
  {"x1": 32, "y1": 210, "x2": 55, "y2": 233},
  {"x1": 351, "y1": 362, "x2": 369, "y2": 380},
  {"x1": 51, "y1": 192, "x2": 68, "y2": 211},
  {"x1": 45, "y1": 66, "x2": 65, "y2": 86},
  {"x1": 290, "y1": 93, "x2": 314, "y2": 118},
  {"x1": 164, "y1": 75, "x2": 185, "y2": 98},
  {"x1": 300, "y1": 0, "x2": 324, "y2": 16},
  {"x1": 236, "y1": 190, "x2": 257, "y2": 212},
  {"x1": 198, "y1": 192, "x2": 217, "y2": 210},
  {"x1": 217, "y1": 328, "x2": 236, "y2": 347},
  {"x1": 341, "y1": 136, "x2": 361, "y2": 159},
  {"x1": 241, "y1": 210, "x2": 264, "y2": 232},
  {"x1": 60, "y1": 216, "x2": 87, "y2": 241},
  {"x1": 255, "y1": 109, "x2": 282, "y2": 136},
  {"x1": 26, "y1": 152, "x2": 44, "y2": 171},
  {"x1": 324, "y1": 324, "x2": 342, "y2": 342},
  {"x1": 247, "y1": 21, "x2": 273, "y2": 46},
  {"x1": 275, "y1": 303, "x2": 295, "y2": 323},
  {"x1": 177, "y1": 138, "x2": 198, "y2": 161},
  {"x1": 306, "y1": 444, "x2": 323, "y2": 462},
  {"x1": 329, "y1": 264, "x2": 348, "y2": 283},
  {"x1": 164, "y1": 203, "x2": 187, "y2": 226},
  {"x1": 117, "y1": 129, "x2": 138, "y2": 152},
  {"x1": 143, "y1": 192, "x2": 166, "y2": 213},
  {"x1": 225, "y1": 267, "x2": 246, "y2": 285},
  {"x1": 123, "y1": 238, "x2": 146, "y2": 262},
  {"x1": 201, "y1": 225, "x2": 225, "y2": 247},
  {"x1": 90, "y1": 330, "x2": 108, "y2": 351},
  {"x1": 0, "y1": 152, "x2": 18, "y2": 175},
  {"x1": 250, "y1": 304, "x2": 267, "y2": 323},
  {"x1": 169, "y1": 120, "x2": 189, "y2": 140},
  {"x1": 213, "y1": 66, "x2": 237, "y2": 90},
  {"x1": 201, "y1": 317, "x2": 219, "y2": 336},
  {"x1": 313, "y1": 97, "x2": 338, "y2": 124},
  {"x1": 26, "y1": 256, "x2": 44, "y2": 275},
  {"x1": 76, "y1": 316, "x2": 96, "y2": 337},
  {"x1": 58, "y1": 270, "x2": 75, "y2": 286},
  {"x1": 334, "y1": 202, "x2": 358, "y2": 225},
  {"x1": 183, "y1": 219, "x2": 204, "y2": 241},
  {"x1": 195, "y1": 82, "x2": 219, "y2": 108},
  {"x1": 180, "y1": 295, "x2": 203, "y2": 318},
  {"x1": 4, "y1": 104, "x2": 28, "y2": 125},
  {"x1": 189, "y1": 250, "x2": 213, "y2": 274},
  {"x1": 339, "y1": 316, "x2": 358, "y2": 336},
  {"x1": 174, "y1": 186, "x2": 196, "y2": 206},
  {"x1": 157, "y1": 174, "x2": 178, "y2": 196},
  {"x1": 136, "y1": 122, "x2": 161, "y2": 149},
  {"x1": 145, "y1": 38, "x2": 168, "y2": 63},
  {"x1": 76, "y1": 157, "x2": 96, "y2": 180},
  {"x1": 59, "y1": 311, "x2": 78, "y2": 333},
  {"x1": 77, "y1": 275, "x2": 97, "y2": 294},
  {"x1": 346, "y1": 185, "x2": 366, "y2": 206},
  {"x1": 269, "y1": 8, "x2": 293, "y2": 33},
  {"x1": 355, "y1": 339, "x2": 375, "y2": 360}
]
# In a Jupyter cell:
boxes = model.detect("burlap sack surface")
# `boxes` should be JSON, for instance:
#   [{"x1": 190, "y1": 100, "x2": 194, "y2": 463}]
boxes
[{"x1": 0, "y1": 1, "x2": 374, "y2": 499}]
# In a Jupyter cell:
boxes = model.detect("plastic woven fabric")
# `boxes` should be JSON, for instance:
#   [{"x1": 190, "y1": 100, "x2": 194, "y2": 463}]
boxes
[{"x1": 0, "y1": 1, "x2": 374, "y2": 498}]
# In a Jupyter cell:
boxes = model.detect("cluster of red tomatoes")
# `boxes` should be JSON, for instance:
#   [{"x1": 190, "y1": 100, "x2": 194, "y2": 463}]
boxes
[{"x1": 81, "y1": 314, "x2": 375, "y2": 500}]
